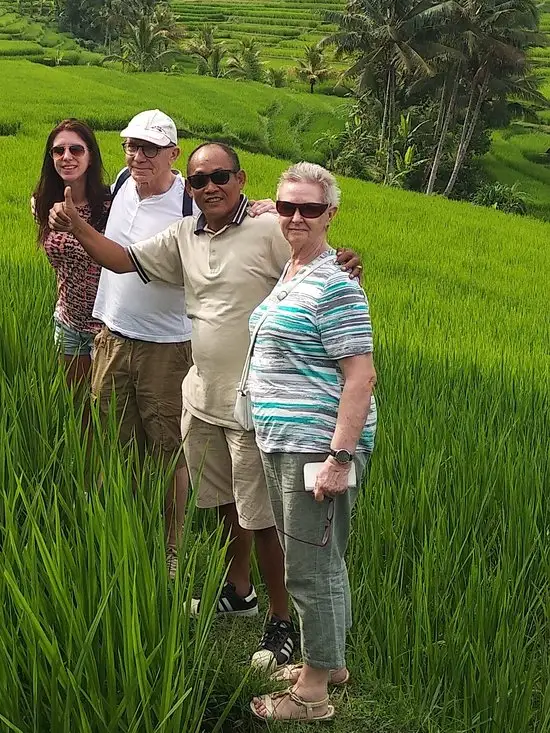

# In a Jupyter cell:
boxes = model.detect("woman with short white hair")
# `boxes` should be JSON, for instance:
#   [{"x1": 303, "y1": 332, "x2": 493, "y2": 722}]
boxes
[{"x1": 249, "y1": 162, "x2": 377, "y2": 722}]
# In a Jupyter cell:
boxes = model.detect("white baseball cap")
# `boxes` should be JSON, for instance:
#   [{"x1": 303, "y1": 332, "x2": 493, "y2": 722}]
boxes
[{"x1": 120, "y1": 109, "x2": 177, "y2": 146}]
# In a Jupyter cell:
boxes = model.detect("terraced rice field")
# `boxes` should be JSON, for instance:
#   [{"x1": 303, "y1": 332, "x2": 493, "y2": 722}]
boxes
[
  {"x1": 0, "y1": 53, "x2": 549, "y2": 733},
  {"x1": 482, "y1": 3, "x2": 550, "y2": 218},
  {"x1": 173, "y1": 0, "x2": 343, "y2": 68},
  {"x1": 0, "y1": 8, "x2": 103, "y2": 64}
]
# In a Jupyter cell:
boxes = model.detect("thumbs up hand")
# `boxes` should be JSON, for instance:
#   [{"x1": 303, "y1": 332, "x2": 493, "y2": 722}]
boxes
[{"x1": 48, "y1": 186, "x2": 80, "y2": 233}]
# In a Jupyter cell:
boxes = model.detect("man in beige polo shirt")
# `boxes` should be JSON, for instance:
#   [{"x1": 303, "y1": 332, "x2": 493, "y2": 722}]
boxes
[{"x1": 48, "y1": 141, "x2": 361, "y2": 671}]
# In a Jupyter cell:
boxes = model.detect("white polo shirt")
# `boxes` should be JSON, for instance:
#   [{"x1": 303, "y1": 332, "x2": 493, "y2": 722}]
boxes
[{"x1": 92, "y1": 170, "x2": 197, "y2": 342}]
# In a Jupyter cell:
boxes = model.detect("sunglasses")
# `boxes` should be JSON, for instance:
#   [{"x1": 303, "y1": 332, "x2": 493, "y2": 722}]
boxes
[
  {"x1": 277, "y1": 497, "x2": 334, "y2": 548},
  {"x1": 276, "y1": 201, "x2": 329, "y2": 219},
  {"x1": 50, "y1": 144, "x2": 87, "y2": 159},
  {"x1": 122, "y1": 141, "x2": 174, "y2": 159},
  {"x1": 187, "y1": 169, "x2": 237, "y2": 190}
]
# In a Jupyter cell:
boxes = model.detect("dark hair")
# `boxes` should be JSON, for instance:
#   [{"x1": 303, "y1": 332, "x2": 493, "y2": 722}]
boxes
[
  {"x1": 33, "y1": 119, "x2": 109, "y2": 244},
  {"x1": 187, "y1": 142, "x2": 241, "y2": 174}
]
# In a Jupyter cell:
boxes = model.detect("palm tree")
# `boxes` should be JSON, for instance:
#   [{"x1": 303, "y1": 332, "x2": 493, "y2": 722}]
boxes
[
  {"x1": 103, "y1": 15, "x2": 181, "y2": 72},
  {"x1": 226, "y1": 39, "x2": 265, "y2": 81},
  {"x1": 99, "y1": 0, "x2": 129, "y2": 53},
  {"x1": 265, "y1": 67, "x2": 287, "y2": 87},
  {"x1": 323, "y1": 0, "x2": 457, "y2": 183},
  {"x1": 185, "y1": 24, "x2": 227, "y2": 77},
  {"x1": 295, "y1": 44, "x2": 331, "y2": 93},
  {"x1": 443, "y1": 0, "x2": 544, "y2": 195}
]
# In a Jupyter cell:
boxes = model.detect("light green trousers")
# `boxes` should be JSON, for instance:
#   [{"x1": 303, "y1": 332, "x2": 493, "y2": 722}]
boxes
[{"x1": 260, "y1": 451, "x2": 369, "y2": 670}]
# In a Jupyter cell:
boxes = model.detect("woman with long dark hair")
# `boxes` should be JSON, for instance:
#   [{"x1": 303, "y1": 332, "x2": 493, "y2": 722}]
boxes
[{"x1": 33, "y1": 119, "x2": 110, "y2": 385}]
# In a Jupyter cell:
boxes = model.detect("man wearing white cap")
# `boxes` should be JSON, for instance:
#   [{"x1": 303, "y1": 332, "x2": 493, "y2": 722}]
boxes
[
  {"x1": 91, "y1": 110, "x2": 273, "y2": 578},
  {"x1": 91, "y1": 110, "x2": 193, "y2": 578}
]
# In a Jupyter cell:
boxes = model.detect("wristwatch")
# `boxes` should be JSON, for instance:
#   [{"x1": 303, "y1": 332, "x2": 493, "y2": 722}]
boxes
[{"x1": 329, "y1": 449, "x2": 354, "y2": 464}]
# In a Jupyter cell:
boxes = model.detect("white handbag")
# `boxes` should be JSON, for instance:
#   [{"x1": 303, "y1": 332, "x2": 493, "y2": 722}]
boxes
[{"x1": 234, "y1": 257, "x2": 330, "y2": 431}]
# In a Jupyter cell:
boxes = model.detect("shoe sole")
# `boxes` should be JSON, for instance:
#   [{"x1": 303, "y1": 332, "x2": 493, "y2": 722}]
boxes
[{"x1": 251, "y1": 649, "x2": 294, "y2": 673}]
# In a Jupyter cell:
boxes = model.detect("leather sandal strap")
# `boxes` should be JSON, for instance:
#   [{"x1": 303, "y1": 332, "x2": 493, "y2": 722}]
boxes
[{"x1": 288, "y1": 690, "x2": 330, "y2": 718}]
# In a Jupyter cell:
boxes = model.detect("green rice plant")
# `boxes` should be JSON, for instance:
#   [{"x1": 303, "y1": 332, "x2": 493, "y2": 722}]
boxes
[
  {"x1": 1, "y1": 56, "x2": 549, "y2": 731},
  {"x1": 0, "y1": 331, "x2": 243, "y2": 732},
  {"x1": 0, "y1": 59, "x2": 347, "y2": 162},
  {"x1": 0, "y1": 39, "x2": 43, "y2": 55}
]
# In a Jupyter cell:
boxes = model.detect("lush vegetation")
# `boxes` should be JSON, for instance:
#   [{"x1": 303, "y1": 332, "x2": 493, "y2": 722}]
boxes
[
  {"x1": 1, "y1": 53, "x2": 549, "y2": 731},
  {"x1": 0, "y1": 59, "x2": 347, "y2": 161},
  {"x1": 481, "y1": 2, "x2": 550, "y2": 219},
  {"x1": 0, "y1": 9, "x2": 103, "y2": 64},
  {"x1": 4, "y1": 0, "x2": 550, "y2": 216}
]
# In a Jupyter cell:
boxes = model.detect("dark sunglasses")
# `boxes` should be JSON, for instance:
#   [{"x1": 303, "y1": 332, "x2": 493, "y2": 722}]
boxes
[
  {"x1": 277, "y1": 497, "x2": 334, "y2": 548},
  {"x1": 122, "y1": 141, "x2": 174, "y2": 159},
  {"x1": 276, "y1": 201, "x2": 329, "y2": 219},
  {"x1": 50, "y1": 144, "x2": 87, "y2": 159},
  {"x1": 187, "y1": 169, "x2": 237, "y2": 190}
]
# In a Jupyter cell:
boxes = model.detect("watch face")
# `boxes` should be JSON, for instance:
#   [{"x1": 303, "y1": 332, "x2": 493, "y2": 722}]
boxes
[{"x1": 333, "y1": 449, "x2": 352, "y2": 464}]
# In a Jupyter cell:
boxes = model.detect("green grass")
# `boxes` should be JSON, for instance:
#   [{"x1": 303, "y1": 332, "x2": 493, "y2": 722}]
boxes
[
  {"x1": 0, "y1": 59, "x2": 347, "y2": 163},
  {"x1": 482, "y1": 6, "x2": 550, "y2": 216},
  {"x1": 0, "y1": 10, "x2": 549, "y2": 731},
  {"x1": 1, "y1": 67, "x2": 549, "y2": 729},
  {"x1": 483, "y1": 124, "x2": 550, "y2": 219},
  {"x1": 174, "y1": 0, "x2": 343, "y2": 66}
]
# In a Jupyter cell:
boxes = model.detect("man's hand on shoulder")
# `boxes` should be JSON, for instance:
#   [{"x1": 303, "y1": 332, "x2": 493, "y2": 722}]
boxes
[
  {"x1": 248, "y1": 199, "x2": 277, "y2": 218},
  {"x1": 336, "y1": 248, "x2": 363, "y2": 281}
]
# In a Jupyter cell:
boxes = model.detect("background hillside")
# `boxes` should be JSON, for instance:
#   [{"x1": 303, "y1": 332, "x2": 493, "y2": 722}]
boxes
[
  {"x1": 0, "y1": 4, "x2": 549, "y2": 731},
  {"x1": 3, "y1": 0, "x2": 550, "y2": 216},
  {"x1": 1, "y1": 48, "x2": 549, "y2": 732}
]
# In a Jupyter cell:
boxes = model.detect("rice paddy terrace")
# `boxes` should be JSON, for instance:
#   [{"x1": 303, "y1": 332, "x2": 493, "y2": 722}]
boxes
[
  {"x1": 172, "y1": 0, "x2": 343, "y2": 68},
  {"x1": 482, "y1": 1, "x2": 550, "y2": 218}
]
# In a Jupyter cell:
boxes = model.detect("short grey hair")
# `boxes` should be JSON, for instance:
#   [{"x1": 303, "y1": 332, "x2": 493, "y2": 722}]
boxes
[{"x1": 277, "y1": 162, "x2": 341, "y2": 208}]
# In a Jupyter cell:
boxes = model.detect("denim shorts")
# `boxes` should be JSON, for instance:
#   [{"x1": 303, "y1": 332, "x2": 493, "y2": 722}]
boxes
[{"x1": 53, "y1": 317, "x2": 96, "y2": 357}]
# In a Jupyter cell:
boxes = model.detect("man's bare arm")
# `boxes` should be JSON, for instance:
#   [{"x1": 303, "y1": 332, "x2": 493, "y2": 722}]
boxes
[{"x1": 49, "y1": 186, "x2": 135, "y2": 273}]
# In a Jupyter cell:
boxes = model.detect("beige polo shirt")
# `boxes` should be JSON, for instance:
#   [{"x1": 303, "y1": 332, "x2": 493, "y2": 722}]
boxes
[{"x1": 128, "y1": 196, "x2": 291, "y2": 428}]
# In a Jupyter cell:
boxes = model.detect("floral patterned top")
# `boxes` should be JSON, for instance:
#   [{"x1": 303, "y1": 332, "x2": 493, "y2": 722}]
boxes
[{"x1": 43, "y1": 201, "x2": 109, "y2": 335}]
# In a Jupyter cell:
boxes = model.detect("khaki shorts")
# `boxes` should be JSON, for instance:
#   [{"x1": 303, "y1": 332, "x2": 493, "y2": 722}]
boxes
[
  {"x1": 180, "y1": 410, "x2": 275, "y2": 531},
  {"x1": 92, "y1": 327, "x2": 192, "y2": 468}
]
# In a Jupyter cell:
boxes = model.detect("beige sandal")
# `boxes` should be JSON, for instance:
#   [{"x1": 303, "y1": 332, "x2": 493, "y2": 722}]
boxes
[
  {"x1": 271, "y1": 663, "x2": 350, "y2": 686},
  {"x1": 250, "y1": 688, "x2": 335, "y2": 722}
]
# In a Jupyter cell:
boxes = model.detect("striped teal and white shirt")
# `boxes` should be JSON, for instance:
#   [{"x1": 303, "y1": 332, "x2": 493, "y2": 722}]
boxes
[{"x1": 248, "y1": 249, "x2": 377, "y2": 454}]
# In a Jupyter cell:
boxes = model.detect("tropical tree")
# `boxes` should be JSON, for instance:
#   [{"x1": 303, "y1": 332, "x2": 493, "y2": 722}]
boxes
[
  {"x1": 323, "y1": 0, "x2": 458, "y2": 183},
  {"x1": 226, "y1": 38, "x2": 264, "y2": 81},
  {"x1": 103, "y1": 14, "x2": 181, "y2": 72},
  {"x1": 185, "y1": 24, "x2": 227, "y2": 77},
  {"x1": 265, "y1": 67, "x2": 287, "y2": 87},
  {"x1": 98, "y1": 0, "x2": 130, "y2": 53},
  {"x1": 295, "y1": 44, "x2": 331, "y2": 93},
  {"x1": 442, "y1": 0, "x2": 544, "y2": 196}
]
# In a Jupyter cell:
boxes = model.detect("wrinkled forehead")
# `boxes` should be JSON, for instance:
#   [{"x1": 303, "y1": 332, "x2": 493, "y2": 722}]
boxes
[
  {"x1": 188, "y1": 146, "x2": 234, "y2": 175},
  {"x1": 278, "y1": 180, "x2": 325, "y2": 203}
]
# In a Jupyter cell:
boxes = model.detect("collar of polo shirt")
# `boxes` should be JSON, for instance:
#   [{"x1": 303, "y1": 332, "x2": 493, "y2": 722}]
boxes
[{"x1": 194, "y1": 194, "x2": 249, "y2": 235}]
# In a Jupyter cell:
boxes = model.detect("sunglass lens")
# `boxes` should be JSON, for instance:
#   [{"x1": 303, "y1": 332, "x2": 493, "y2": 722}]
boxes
[
  {"x1": 188, "y1": 174, "x2": 208, "y2": 190},
  {"x1": 142, "y1": 144, "x2": 160, "y2": 158},
  {"x1": 275, "y1": 201, "x2": 296, "y2": 217},
  {"x1": 210, "y1": 170, "x2": 232, "y2": 185},
  {"x1": 300, "y1": 203, "x2": 329, "y2": 219},
  {"x1": 69, "y1": 145, "x2": 86, "y2": 156}
]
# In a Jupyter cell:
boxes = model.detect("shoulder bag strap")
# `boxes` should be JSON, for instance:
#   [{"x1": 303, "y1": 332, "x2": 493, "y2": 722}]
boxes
[
  {"x1": 182, "y1": 187, "x2": 194, "y2": 217},
  {"x1": 237, "y1": 255, "x2": 331, "y2": 395},
  {"x1": 111, "y1": 168, "x2": 131, "y2": 201}
]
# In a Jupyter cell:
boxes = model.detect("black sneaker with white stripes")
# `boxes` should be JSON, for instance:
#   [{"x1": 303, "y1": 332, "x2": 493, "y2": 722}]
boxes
[
  {"x1": 251, "y1": 616, "x2": 296, "y2": 673},
  {"x1": 190, "y1": 581, "x2": 259, "y2": 617}
]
